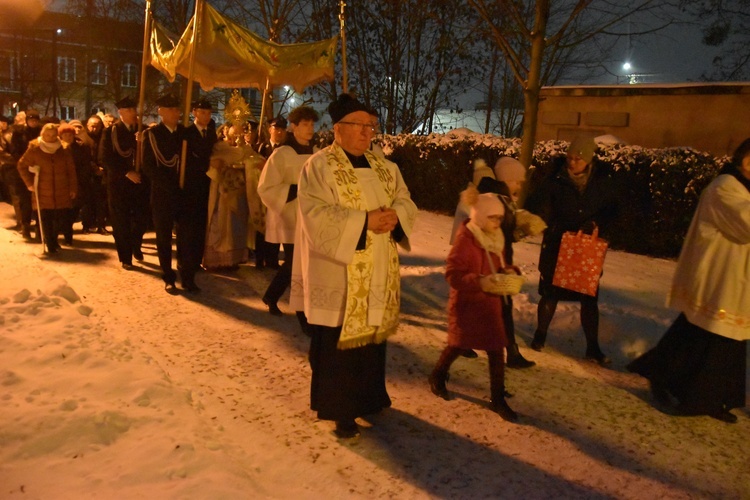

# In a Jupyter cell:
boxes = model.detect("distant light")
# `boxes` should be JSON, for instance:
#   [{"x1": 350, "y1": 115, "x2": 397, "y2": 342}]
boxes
[
  {"x1": 56, "y1": 28, "x2": 62, "y2": 34},
  {"x1": 283, "y1": 85, "x2": 290, "y2": 91},
  {"x1": 622, "y1": 62, "x2": 631, "y2": 71}
]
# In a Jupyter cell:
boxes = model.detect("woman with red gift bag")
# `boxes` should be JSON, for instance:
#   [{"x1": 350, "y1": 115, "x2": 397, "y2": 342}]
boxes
[{"x1": 525, "y1": 136, "x2": 621, "y2": 365}]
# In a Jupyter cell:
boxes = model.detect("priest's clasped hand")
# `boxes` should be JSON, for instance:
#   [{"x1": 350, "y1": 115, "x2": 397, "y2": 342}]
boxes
[{"x1": 367, "y1": 206, "x2": 398, "y2": 234}]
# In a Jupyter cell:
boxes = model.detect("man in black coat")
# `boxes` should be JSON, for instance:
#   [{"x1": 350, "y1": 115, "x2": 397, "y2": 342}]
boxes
[
  {"x1": 141, "y1": 94, "x2": 184, "y2": 292},
  {"x1": 177, "y1": 97, "x2": 216, "y2": 292},
  {"x1": 9, "y1": 109, "x2": 42, "y2": 239},
  {"x1": 256, "y1": 115, "x2": 287, "y2": 159},
  {"x1": 102, "y1": 96, "x2": 150, "y2": 269}
]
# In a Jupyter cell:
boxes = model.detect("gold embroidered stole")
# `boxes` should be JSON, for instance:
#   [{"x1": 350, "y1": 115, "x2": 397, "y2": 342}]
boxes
[{"x1": 327, "y1": 144, "x2": 401, "y2": 349}]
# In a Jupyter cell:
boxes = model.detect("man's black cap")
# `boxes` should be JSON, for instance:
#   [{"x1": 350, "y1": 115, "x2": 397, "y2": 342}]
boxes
[
  {"x1": 115, "y1": 96, "x2": 137, "y2": 109},
  {"x1": 191, "y1": 98, "x2": 212, "y2": 111},
  {"x1": 268, "y1": 116, "x2": 287, "y2": 129},
  {"x1": 155, "y1": 94, "x2": 180, "y2": 108}
]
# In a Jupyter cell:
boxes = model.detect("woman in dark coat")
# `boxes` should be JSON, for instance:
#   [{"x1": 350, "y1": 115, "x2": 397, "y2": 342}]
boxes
[
  {"x1": 524, "y1": 136, "x2": 620, "y2": 365},
  {"x1": 429, "y1": 186, "x2": 518, "y2": 422},
  {"x1": 59, "y1": 124, "x2": 93, "y2": 245}
]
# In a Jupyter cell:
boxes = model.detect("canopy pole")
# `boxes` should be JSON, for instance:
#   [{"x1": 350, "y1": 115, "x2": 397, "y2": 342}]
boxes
[
  {"x1": 257, "y1": 77, "x2": 271, "y2": 147},
  {"x1": 339, "y1": 0, "x2": 348, "y2": 93},
  {"x1": 179, "y1": 0, "x2": 203, "y2": 189},
  {"x1": 135, "y1": 0, "x2": 153, "y2": 172}
]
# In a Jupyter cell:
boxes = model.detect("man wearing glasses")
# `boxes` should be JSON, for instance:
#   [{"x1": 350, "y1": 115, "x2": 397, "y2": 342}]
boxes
[{"x1": 290, "y1": 93, "x2": 417, "y2": 438}]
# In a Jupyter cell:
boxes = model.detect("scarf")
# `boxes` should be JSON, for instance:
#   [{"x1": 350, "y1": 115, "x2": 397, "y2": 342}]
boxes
[
  {"x1": 326, "y1": 143, "x2": 401, "y2": 349},
  {"x1": 466, "y1": 220, "x2": 506, "y2": 264},
  {"x1": 39, "y1": 139, "x2": 62, "y2": 155},
  {"x1": 568, "y1": 164, "x2": 592, "y2": 193}
]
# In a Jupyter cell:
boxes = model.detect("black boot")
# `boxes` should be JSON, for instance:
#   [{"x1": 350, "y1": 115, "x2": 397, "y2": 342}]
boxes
[
  {"x1": 530, "y1": 330, "x2": 546, "y2": 351},
  {"x1": 488, "y1": 351, "x2": 517, "y2": 422},
  {"x1": 506, "y1": 343, "x2": 535, "y2": 369},
  {"x1": 429, "y1": 347, "x2": 460, "y2": 400},
  {"x1": 581, "y1": 297, "x2": 609, "y2": 365},
  {"x1": 490, "y1": 397, "x2": 518, "y2": 422}
]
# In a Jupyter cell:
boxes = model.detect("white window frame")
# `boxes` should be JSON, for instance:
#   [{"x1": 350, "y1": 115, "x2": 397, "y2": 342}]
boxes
[
  {"x1": 91, "y1": 60, "x2": 107, "y2": 85},
  {"x1": 121, "y1": 63, "x2": 137, "y2": 88},
  {"x1": 58, "y1": 56, "x2": 76, "y2": 82},
  {"x1": 60, "y1": 106, "x2": 75, "y2": 121}
]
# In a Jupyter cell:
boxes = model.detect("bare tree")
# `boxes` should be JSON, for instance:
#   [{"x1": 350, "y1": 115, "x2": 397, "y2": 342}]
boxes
[
  {"x1": 681, "y1": 0, "x2": 750, "y2": 81},
  {"x1": 466, "y1": 0, "x2": 672, "y2": 169},
  {"x1": 330, "y1": 1, "x2": 481, "y2": 134}
]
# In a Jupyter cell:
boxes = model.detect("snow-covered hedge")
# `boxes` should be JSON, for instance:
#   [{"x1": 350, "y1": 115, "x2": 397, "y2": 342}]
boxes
[{"x1": 374, "y1": 132, "x2": 729, "y2": 258}]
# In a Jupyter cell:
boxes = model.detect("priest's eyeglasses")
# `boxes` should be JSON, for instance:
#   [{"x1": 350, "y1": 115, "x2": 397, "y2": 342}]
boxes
[{"x1": 338, "y1": 121, "x2": 380, "y2": 133}]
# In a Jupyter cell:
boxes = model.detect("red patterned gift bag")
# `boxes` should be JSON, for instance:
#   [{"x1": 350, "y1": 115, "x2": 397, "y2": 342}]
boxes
[{"x1": 552, "y1": 226, "x2": 609, "y2": 296}]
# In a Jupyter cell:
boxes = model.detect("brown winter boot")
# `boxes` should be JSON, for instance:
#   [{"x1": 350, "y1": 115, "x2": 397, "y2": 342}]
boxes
[
  {"x1": 488, "y1": 351, "x2": 518, "y2": 422},
  {"x1": 429, "y1": 346, "x2": 461, "y2": 401}
]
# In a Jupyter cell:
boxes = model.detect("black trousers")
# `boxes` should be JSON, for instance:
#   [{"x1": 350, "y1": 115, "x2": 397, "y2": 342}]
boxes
[
  {"x1": 262, "y1": 243, "x2": 293, "y2": 304},
  {"x1": 15, "y1": 172, "x2": 33, "y2": 228},
  {"x1": 254, "y1": 231, "x2": 280, "y2": 267},
  {"x1": 39, "y1": 208, "x2": 66, "y2": 250},
  {"x1": 151, "y1": 191, "x2": 178, "y2": 284},
  {"x1": 109, "y1": 183, "x2": 149, "y2": 265},
  {"x1": 176, "y1": 193, "x2": 209, "y2": 286}
]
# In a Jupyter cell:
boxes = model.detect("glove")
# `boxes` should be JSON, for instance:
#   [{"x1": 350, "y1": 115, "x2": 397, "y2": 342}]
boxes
[
  {"x1": 580, "y1": 220, "x2": 597, "y2": 234},
  {"x1": 514, "y1": 210, "x2": 547, "y2": 240}
]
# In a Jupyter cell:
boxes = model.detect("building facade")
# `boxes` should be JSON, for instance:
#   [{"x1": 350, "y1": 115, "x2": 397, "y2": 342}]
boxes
[
  {"x1": 536, "y1": 83, "x2": 750, "y2": 156},
  {"x1": 0, "y1": 10, "x2": 153, "y2": 120}
]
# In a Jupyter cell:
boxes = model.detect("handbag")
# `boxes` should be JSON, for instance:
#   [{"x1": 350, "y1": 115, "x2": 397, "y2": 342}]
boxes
[{"x1": 552, "y1": 225, "x2": 608, "y2": 296}]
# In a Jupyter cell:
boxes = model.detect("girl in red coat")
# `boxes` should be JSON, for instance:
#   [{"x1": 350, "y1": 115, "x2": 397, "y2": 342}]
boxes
[{"x1": 429, "y1": 186, "x2": 518, "y2": 422}]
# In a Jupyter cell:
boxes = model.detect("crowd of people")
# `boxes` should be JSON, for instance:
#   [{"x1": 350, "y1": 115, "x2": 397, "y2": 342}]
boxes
[
  {"x1": 0, "y1": 93, "x2": 746, "y2": 437},
  {"x1": 0, "y1": 95, "x2": 298, "y2": 287}
]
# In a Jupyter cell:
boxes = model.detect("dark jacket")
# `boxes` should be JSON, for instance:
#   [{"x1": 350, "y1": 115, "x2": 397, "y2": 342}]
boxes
[
  {"x1": 182, "y1": 122, "x2": 216, "y2": 199},
  {"x1": 10, "y1": 124, "x2": 41, "y2": 160},
  {"x1": 64, "y1": 139, "x2": 94, "y2": 202},
  {"x1": 525, "y1": 157, "x2": 621, "y2": 297},
  {"x1": 102, "y1": 120, "x2": 137, "y2": 189},
  {"x1": 141, "y1": 123, "x2": 183, "y2": 197}
]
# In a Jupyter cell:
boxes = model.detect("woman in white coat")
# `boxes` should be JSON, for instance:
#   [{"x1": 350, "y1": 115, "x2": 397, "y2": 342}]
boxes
[{"x1": 628, "y1": 138, "x2": 750, "y2": 424}]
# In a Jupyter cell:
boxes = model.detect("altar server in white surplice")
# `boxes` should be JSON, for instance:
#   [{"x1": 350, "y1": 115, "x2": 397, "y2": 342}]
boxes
[{"x1": 291, "y1": 94, "x2": 417, "y2": 439}]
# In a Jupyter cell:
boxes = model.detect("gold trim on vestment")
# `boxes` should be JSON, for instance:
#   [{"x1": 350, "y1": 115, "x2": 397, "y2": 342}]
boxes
[{"x1": 326, "y1": 144, "x2": 401, "y2": 349}]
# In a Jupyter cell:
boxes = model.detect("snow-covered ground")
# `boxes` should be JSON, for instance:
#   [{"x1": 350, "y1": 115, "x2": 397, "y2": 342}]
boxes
[{"x1": 0, "y1": 202, "x2": 747, "y2": 499}]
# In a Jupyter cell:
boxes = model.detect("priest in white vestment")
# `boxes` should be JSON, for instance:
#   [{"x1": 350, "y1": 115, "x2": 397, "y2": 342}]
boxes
[{"x1": 290, "y1": 94, "x2": 417, "y2": 439}]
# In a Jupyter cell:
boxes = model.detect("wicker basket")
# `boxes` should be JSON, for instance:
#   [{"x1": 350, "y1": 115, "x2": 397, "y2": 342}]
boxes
[
  {"x1": 485, "y1": 272, "x2": 526, "y2": 296},
  {"x1": 483, "y1": 247, "x2": 525, "y2": 296}
]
